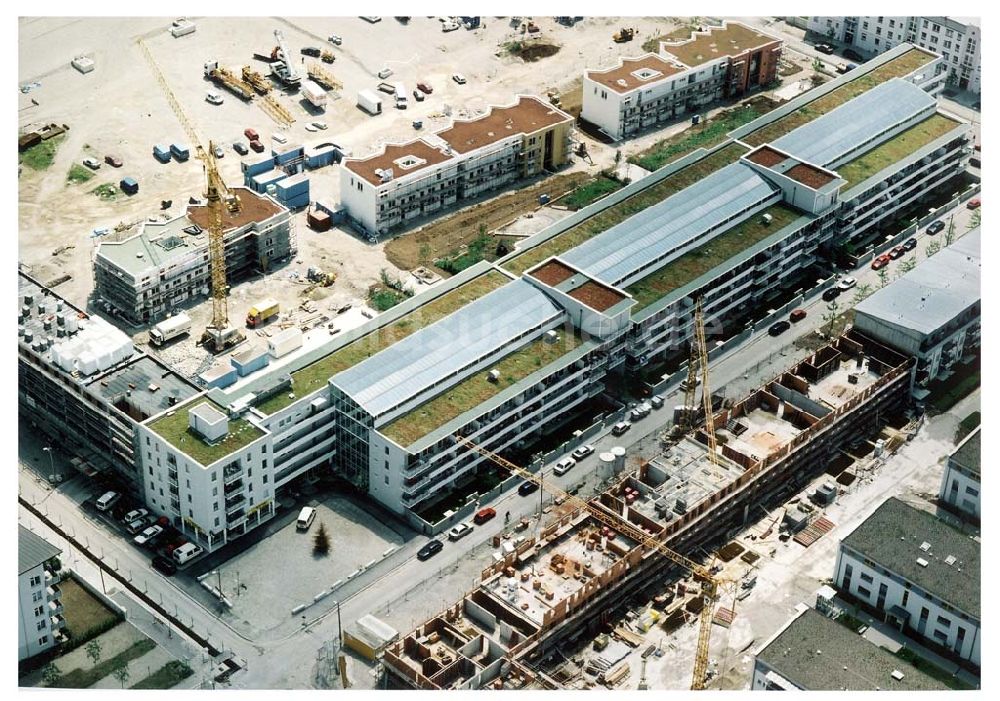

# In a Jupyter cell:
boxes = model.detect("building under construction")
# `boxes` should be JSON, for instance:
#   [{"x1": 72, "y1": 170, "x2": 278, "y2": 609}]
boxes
[{"x1": 383, "y1": 328, "x2": 913, "y2": 690}]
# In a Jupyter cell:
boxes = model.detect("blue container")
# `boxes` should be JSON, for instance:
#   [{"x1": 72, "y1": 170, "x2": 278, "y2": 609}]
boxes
[
  {"x1": 198, "y1": 365, "x2": 237, "y2": 389},
  {"x1": 305, "y1": 145, "x2": 336, "y2": 169},
  {"x1": 153, "y1": 145, "x2": 171, "y2": 163},
  {"x1": 283, "y1": 192, "x2": 310, "y2": 210},
  {"x1": 251, "y1": 169, "x2": 288, "y2": 193},
  {"x1": 274, "y1": 146, "x2": 304, "y2": 165},
  {"x1": 170, "y1": 143, "x2": 190, "y2": 161},
  {"x1": 241, "y1": 153, "x2": 276, "y2": 178},
  {"x1": 120, "y1": 177, "x2": 139, "y2": 195},
  {"x1": 230, "y1": 347, "x2": 270, "y2": 377}
]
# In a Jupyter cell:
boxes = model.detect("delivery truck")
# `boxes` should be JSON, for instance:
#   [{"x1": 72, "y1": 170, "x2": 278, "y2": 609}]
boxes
[
  {"x1": 393, "y1": 82, "x2": 408, "y2": 109},
  {"x1": 246, "y1": 298, "x2": 280, "y2": 328},
  {"x1": 302, "y1": 80, "x2": 327, "y2": 110},
  {"x1": 149, "y1": 312, "x2": 192, "y2": 346},
  {"x1": 357, "y1": 89, "x2": 382, "y2": 115}
]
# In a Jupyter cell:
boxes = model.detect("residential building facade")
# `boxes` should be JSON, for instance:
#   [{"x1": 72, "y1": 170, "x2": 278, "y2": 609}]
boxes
[
  {"x1": 341, "y1": 96, "x2": 572, "y2": 235},
  {"x1": 93, "y1": 188, "x2": 293, "y2": 326},
  {"x1": 18, "y1": 527, "x2": 65, "y2": 661},
  {"x1": 834, "y1": 498, "x2": 981, "y2": 665},
  {"x1": 939, "y1": 426, "x2": 980, "y2": 520},
  {"x1": 808, "y1": 16, "x2": 980, "y2": 93},
  {"x1": 854, "y1": 227, "x2": 980, "y2": 390},
  {"x1": 583, "y1": 21, "x2": 782, "y2": 140}
]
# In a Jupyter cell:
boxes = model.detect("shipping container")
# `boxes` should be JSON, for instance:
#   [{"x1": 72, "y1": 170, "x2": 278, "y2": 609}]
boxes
[
  {"x1": 198, "y1": 363, "x2": 237, "y2": 389},
  {"x1": 357, "y1": 89, "x2": 382, "y2": 115},
  {"x1": 169, "y1": 143, "x2": 190, "y2": 161},
  {"x1": 268, "y1": 327, "x2": 303, "y2": 358},
  {"x1": 230, "y1": 345, "x2": 271, "y2": 376},
  {"x1": 302, "y1": 80, "x2": 327, "y2": 110},
  {"x1": 274, "y1": 144, "x2": 305, "y2": 166},
  {"x1": 250, "y1": 168, "x2": 288, "y2": 194},
  {"x1": 153, "y1": 144, "x2": 171, "y2": 163},
  {"x1": 282, "y1": 192, "x2": 310, "y2": 210},
  {"x1": 307, "y1": 209, "x2": 331, "y2": 231},
  {"x1": 241, "y1": 152, "x2": 276, "y2": 178},
  {"x1": 305, "y1": 144, "x2": 337, "y2": 169}
]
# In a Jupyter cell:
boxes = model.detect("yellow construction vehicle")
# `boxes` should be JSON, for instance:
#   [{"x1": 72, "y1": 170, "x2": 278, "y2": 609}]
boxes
[
  {"x1": 320, "y1": 49, "x2": 335, "y2": 64},
  {"x1": 306, "y1": 62, "x2": 343, "y2": 92},
  {"x1": 139, "y1": 39, "x2": 245, "y2": 352},
  {"x1": 241, "y1": 65, "x2": 272, "y2": 95},
  {"x1": 455, "y1": 433, "x2": 729, "y2": 690},
  {"x1": 613, "y1": 27, "x2": 635, "y2": 43}
]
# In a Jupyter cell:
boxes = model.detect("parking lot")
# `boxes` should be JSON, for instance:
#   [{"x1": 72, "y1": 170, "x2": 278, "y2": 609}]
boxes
[{"x1": 210, "y1": 494, "x2": 405, "y2": 634}]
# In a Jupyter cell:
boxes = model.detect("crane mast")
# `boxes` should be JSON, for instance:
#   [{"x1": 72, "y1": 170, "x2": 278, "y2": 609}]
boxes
[
  {"x1": 453, "y1": 435, "x2": 724, "y2": 690},
  {"x1": 137, "y1": 38, "x2": 244, "y2": 351},
  {"x1": 693, "y1": 297, "x2": 721, "y2": 467}
]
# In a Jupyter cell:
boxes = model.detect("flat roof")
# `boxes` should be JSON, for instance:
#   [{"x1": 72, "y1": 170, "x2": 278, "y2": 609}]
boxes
[
  {"x1": 333, "y1": 279, "x2": 564, "y2": 420},
  {"x1": 19, "y1": 525, "x2": 61, "y2": 575},
  {"x1": 87, "y1": 355, "x2": 200, "y2": 422},
  {"x1": 661, "y1": 21, "x2": 779, "y2": 67},
  {"x1": 342, "y1": 139, "x2": 454, "y2": 186},
  {"x1": 757, "y1": 608, "x2": 948, "y2": 690},
  {"x1": 855, "y1": 228, "x2": 980, "y2": 336},
  {"x1": 841, "y1": 497, "x2": 980, "y2": 618},
  {"x1": 586, "y1": 54, "x2": 686, "y2": 94},
  {"x1": 186, "y1": 187, "x2": 285, "y2": 232},
  {"x1": 528, "y1": 260, "x2": 576, "y2": 286},
  {"x1": 950, "y1": 427, "x2": 980, "y2": 477},
  {"x1": 436, "y1": 96, "x2": 571, "y2": 155},
  {"x1": 147, "y1": 398, "x2": 265, "y2": 467},
  {"x1": 561, "y1": 162, "x2": 778, "y2": 286},
  {"x1": 771, "y1": 79, "x2": 936, "y2": 167}
]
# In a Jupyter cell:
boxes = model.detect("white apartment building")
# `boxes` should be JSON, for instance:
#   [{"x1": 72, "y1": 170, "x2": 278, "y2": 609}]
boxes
[
  {"x1": 834, "y1": 497, "x2": 980, "y2": 666},
  {"x1": 854, "y1": 228, "x2": 980, "y2": 390},
  {"x1": 341, "y1": 96, "x2": 572, "y2": 235},
  {"x1": 19, "y1": 526, "x2": 65, "y2": 660},
  {"x1": 582, "y1": 21, "x2": 782, "y2": 140},
  {"x1": 939, "y1": 426, "x2": 980, "y2": 521},
  {"x1": 808, "y1": 16, "x2": 981, "y2": 93},
  {"x1": 93, "y1": 188, "x2": 293, "y2": 325}
]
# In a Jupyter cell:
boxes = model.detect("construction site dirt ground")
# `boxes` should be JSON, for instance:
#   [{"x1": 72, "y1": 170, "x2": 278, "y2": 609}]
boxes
[{"x1": 547, "y1": 389, "x2": 980, "y2": 691}]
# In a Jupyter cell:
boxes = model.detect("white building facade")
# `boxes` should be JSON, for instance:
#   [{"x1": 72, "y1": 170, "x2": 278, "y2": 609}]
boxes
[
  {"x1": 19, "y1": 527, "x2": 65, "y2": 661},
  {"x1": 939, "y1": 426, "x2": 980, "y2": 520}
]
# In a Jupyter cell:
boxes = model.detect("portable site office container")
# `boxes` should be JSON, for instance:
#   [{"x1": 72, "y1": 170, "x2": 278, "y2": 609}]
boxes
[
  {"x1": 230, "y1": 345, "x2": 270, "y2": 376},
  {"x1": 170, "y1": 143, "x2": 190, "y2": 161},
  {"x1": 120, "y1": 177, "x2": 139, "y2": 195},
  {"x1": 153, "y1": 145, "x2": 171, "y2": 163}
]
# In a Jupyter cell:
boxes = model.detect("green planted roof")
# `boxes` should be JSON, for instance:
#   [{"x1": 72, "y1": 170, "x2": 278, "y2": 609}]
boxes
[{"x1": 148, "y1": 399, "x2": 264, "y2": 467}]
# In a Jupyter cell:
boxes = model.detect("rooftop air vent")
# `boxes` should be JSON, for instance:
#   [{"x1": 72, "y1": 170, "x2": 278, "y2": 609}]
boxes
[
  {"x1": 916, "y1": 557, "x2": 929, "y2": 567},
  {"x1": 945, "y1": 555, "x2": 957, "y2": 566},
  {"x1": 891, "y1": 670, "x2": 904, "y2": 681},
  {"x1": 487, "y1": 369, "x2": 500, "y2": 383},
  {"x1": 920, "y1": 541, "x2": 931, "y2": 552}
]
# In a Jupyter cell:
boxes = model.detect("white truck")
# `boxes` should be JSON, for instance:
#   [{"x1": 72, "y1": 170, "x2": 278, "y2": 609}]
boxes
[
  {"x1": 149, "y1": 313, "x2": 192, "y2": 346},
  {"x1": 170, "y1": 18, "x2": 196, "y2": 37},
  {"x1": 357, "y1": 89, "x2": 382, "y2": 115},
  {"x1": 393, "y1": 82, "x2": 408, "y2": 109},
  {"x1": 302, "y1": 80, "x2": 327, "y2": 110}
]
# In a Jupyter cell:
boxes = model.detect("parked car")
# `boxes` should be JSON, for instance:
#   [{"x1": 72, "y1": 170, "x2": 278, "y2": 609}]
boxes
[
  {"x1": 518, "y1": 480, "x2": 540, "y2": 497},
  {"x1": 768, "y1": 320, "x2": 791, "y2": 336},
  {"x1": 126, "y1": 517, "x2": 149, "y2": 535},
  {"x1": 134, "y1": 525, "x2": 163, "y2": 546},
  {"x1": 903, "y1": 237, "x2": 918, "y2": 251},
  {"x1": 611, "y1": 421, "x2": 632, "y2": 437},
  {"x1": 171, "y1": 543, "x2": 203, "y2": 565},
  {"x1": 416, "y1": 539, "x2": 443, "y2": 561},
  {"x1": 413, "y1": 89, "x2": 424, "y2": 102},
  {"x1": 822, "y1": 287, "x2": 841, "y2": 302},
  {"x1": 442, "y1": 20, "x2": 460, "y2": 32},
  {"x1": 328, "y1": 34, "x2": 343, "y2": 45},
  {"x1": 871, "y1": 254, "x2": 891, "y2": 270},
  {"x1": 82, "y1": 157, "x2": 101, "y2": 170},
  {"x1": 553, "y1": 458, "x2": 575, "y2": 476},
  {"x1": 843, "y1": 48, "x2": 865, "y2": 62},
  {"x1": 244, "y1": 128, "x2": 259, "y2": 141},
  {"x1": 452, "y1": 73, "x2": 467, "y2": 84},
  {"x1": 122, "y1": 508, "x2": 149, "y2": 524},
  {"x1": 296, "y1": 507, "x2": 317, "y2": 531},
  {"x1": 214, "y1": 145, "x2": 224, "y2": 159},
  {"x1": 966, "y1": 198, "x2": 981, "y2": 210},
  {"x1": 789, "y1": 309, "x2": 807, "y2": 323},
  {"x1": 311, "y1": 121, "x2": 328, "y2": 130},
  {"x1": 814, "y1": 43, "x2": 835, "y2": 54},
  {"x1": 473, "y1": 507, "x2": 496, "y2": 525},
  {"x1": 926, "y1": 220, "x2": 945, "y2": 235},
  {"x1": 888, "y1": 246, "x2": 906, "y2": 259},
  {"x1": 206, "y1": 92, "x2": 224, "y2": 105},
  {"x1": 273, "y1": 133, "x2": 288, "y2": 144},
  {"x1": 836, "y1": 276, "x2": 857, "y2": 291},
  {"x1": 151, "y1": 555, "x2": 177, "y2": 576},
  {"x1": 447, "y1": 523, "x2": 473, "y2": 541},
  {"x1": 233, "y1": 142, "x2": 248, "y2": 155},
  {"x1": 571, "y1": 444, "x2": 595, "y2": 461},
  {"x1": 95, "y1": 491, "x2": 120, "y2": 512},
  {"x1": 301, "y1": 46, "x2": 321, "y2": 57},
  {"x1": 417, "y1": 81, "x2": 433, "y2": 94},
  {"x1": 249, "y1": 140, "x2": 265, "y2": 153},
  {"x1": 649, "y1": 395, "x2": 664, "y2": 409},
  {"x1": 104, "y1": 155, "x2": 123, "y2": 168}
]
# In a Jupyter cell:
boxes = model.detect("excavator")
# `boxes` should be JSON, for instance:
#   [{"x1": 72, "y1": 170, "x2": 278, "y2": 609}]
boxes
[{"x1": 613, "y1": 27, "x2": 636, "y2": 43}]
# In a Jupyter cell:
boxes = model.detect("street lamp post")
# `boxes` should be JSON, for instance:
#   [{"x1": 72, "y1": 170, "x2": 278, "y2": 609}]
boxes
[{"x1": 43, "y1": 446, "x2": 58, "y2": 483}]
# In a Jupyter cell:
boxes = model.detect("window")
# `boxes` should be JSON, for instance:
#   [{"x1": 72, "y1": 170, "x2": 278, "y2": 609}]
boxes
[
  {"x1": 858, "y1": 586, "x2": 872, "y2": 598},
  {"x1": 263, "y1": 474, "x2": 268, "y2": 484},
  {"x1": 32, "y1": 591, "x2": 43, "y2": 603},
  {"x1": 902, "y1": 590, "x2": 909, "y2": 607},
  {"x1": 214, "y1": 517, "x2": 220, "y2": 527},
  {"x1": 860, "y1": 572, "x2": 874, "y2": 584},
  {"x1": 34, "y1": 605, "x2": 44, "y2": 617},
  {"x1": 29, "y1": 575, "x2": 41, "y2": 587},
  {"x1": 212, "y1": 486, "x2": 218, "y2": 496},
  {"x1": 36, "y1": 620, "x2": 46, "y2": 631},
  {"x1": 211, "y1": 472, "x2": 217, "y2": 482},
  {"x1": 384, "y1": 475, "x2": 389, "y2": 485},
  {"x1": 214, "y1": 502, "x2": 219, "y2": 511},
  {"x1": 965, "y1": 485, "x2": 979, "y2": 496},
  {"x1": 38, "y1": 636, "x2": 49, "y2": 646},
  {"x1": 187, "y1": 494, "x2": 192, "y2": 503},
  {"x1": 936, "y1": 615, "x2": 951, "y2": 628}
]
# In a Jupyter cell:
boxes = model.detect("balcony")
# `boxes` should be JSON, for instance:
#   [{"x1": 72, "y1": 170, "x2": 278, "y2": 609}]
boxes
[
  {"x1": 224, "y1": 466, "x2": 242, "y2": 484},
  {"x1": 224, "y1": 478, "x2": 244, "y2": 494},
  {"x1": 48, "y1": 599, "x2": 64, "y2": 616},
  {"x1": 225, "y1": 493, "x2": 246, "y2": 511},
  {"x1": 227, "y1": 508, "x2": 246, "y2": 523},
  {"x1": 50, "y1": 613, "x2": 66, "y2": 631},
  {"x1": 44, "y1": 569, "x2": 64, "y2": 587}
]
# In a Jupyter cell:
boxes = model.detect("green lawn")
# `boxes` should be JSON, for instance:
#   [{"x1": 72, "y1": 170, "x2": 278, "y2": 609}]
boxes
[
  {"x1": 562, "y1": 175, "x2": 624, "y2": 211},
  {"x1": 894, "y1": 648, "x2": 975, "y2": 691},
  {"x1": 20, "y1": 135, "x2": 64, "y2": 170},
  {"x1": 742, "y1": 48, "x2": 936, "y2": 146},
  {"x1": 255, "y1": 271, "x2": 510, "y2": 415},
  {"x1": 927, "y1": 356, "x2": 980, "y2": 413},
  {"x1": 956, "y1": 411, "x2": 980, "y2": 442},
  {"x1": 436, "y1": 234, "x2": 493, "y2": 274},
  {"x1": 625, "y1": 202, "x2": 803, "y2": 310},
  {"x1": 629, "y1": 106, "x2": 764, "y2": 171},
  {"x1": 52, "y1": 639, "x2": 156, "y2": 689},
  {"x1": 381, "y1": 331, "x2": 583, "y2": 447},
  {"x1": 91, "y1": 183, "x2": 118, "y2": 201},
  {"x1": 368, "y1": 287, "x2": 411, "y2": 312},
  {"x1": 837, "y1": 114, "x2": 961, "y2": 188},
  {"x1": 131, "y1": 661, "x2": 193, "y2": 689},
  {"x1": 503, "y1": 143, "x2": 748, "y2": 275},
  {"x1": 67, "y1": 163, "x2": 95, "y2": 184},
  {"x1": 148, "y1": 399, "x2": 264, "y2": 466},
  {"x1": 59, "y1": 577, "x2": 119, "y2": 640}
]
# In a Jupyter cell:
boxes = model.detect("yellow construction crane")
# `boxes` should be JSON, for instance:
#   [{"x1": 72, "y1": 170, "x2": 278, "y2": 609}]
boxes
[
  {"x1": 137, "y1": 38, "x2": 244, "y2": 351},
  {"x1": 693, "y1": 297, "x2": 721, "y2": 467},
  {"x1": 453, "y1": 435, "x2": 727, "y2": 690}
]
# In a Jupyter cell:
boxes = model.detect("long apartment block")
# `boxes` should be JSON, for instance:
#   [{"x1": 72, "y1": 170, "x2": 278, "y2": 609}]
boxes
[
  {"x1": 340, "y1": 95, "x2": 573, "y2": 235},
  {"x1": 582, "y1": 21, "x2": 783, "y2": 140},
  {"x1": 383, "y1": 329, "x2": 914, "y2": 689},
  {"x1": 93, "y1": 187, "x2": 293, "y2": 325},
  {"x1": 26, "y1": 44, "x2": 972, "y2": 554}
]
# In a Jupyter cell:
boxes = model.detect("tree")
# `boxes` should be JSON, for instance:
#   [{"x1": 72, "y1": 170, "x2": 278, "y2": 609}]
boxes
[
  {"x1": 812, "y1": 57, "x2": 823, "y2": 72},
  {"x1": 85, "y1": 640, "x2": 102, "y2": 668},
  {"x1": 313, "y1": 522, "x2": 330, "y2": 556},
  {"x1": 877, "y1": 267, "x2": 889, "y2": 288},
  {"x1": 111, "y1": 662, "x2": 131, "y2": 689},
  {"x1": 822, "y1": 300, "x2": 840, "y2": 335},
  {"x1": 41, "y1": 662, "x2": 61, "y2": 687},
  {"x1": 926, "y1": 239, "x2": 941, "y2": 258},
  {"x1": 945, "y1": 215, "x2": 956, "y2": 245},
  {"x1": 896, "y1": 259, "x2": 917, "y2": 279},
  {"x1": 968, "y1": 210, "x2": 981, "y2": 230},
  {"x1": 852, "y1": 283, "x2": 873, "y2": 305},
  {"x1": 418, "y1": 243, "x2": 432, "y2": 265}
]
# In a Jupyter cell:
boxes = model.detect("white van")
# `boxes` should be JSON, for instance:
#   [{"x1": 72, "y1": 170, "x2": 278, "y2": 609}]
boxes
[
  {"x1": 297, "y1": 506, "x2": 317, "y2": 531},
  {"x1": 172, "y1": 542, "x2": 203, "y2": 565},
  {"x1": 393, "y1": 83, "x2": 408, "y2": 109},
  {"x1": 95, "y1": 491, "x2": 120, "y2": 512}
]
